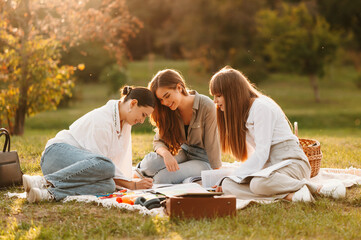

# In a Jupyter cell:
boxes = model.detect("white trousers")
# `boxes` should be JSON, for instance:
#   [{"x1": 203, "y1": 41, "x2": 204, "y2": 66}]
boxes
[{"x1": 222, "y1": 140, "x2": 318, "y2": 200}]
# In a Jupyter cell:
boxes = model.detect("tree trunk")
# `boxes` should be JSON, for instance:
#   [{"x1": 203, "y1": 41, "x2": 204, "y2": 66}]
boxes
[
  {"x1": 13, "y1": 0, "x2": 30, "y2": 135},
  {"x1": 350, "y1": 51, "x2": 361, "y2": 72},
  {"x1": 14, "y1": 85, "x2": 27, "y2": 135},
  {"x1": 350, "y1": 51, "x2": 361, "y2": 89},
  {"x1": 309, "y1": 74, "x2": 320, "y2": 103}
]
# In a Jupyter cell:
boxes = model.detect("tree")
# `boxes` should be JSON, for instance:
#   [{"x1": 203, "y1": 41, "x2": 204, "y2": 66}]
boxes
[
  {"x1": 127, "y1": 0, "x2": 175, "y2": 59},
  {"x1": 60, "y1": 41, "x2": 117, "y2": 83},
  {"x1": 0, "y1": 27, "x2": 74, "y2": 134},
  {"x1": 127, "y1": 0, "x2": 270, "y2": 80},
  {"x1": 256, "y1": 3, "x2": 339, "y2": 102},
  {"x1": 166, "y1": 0, "x2": 269, "y2": 73},
  {"x1": 0, "y1": 0, "x2": 141, "y2": 135},
  {"x1": 317, "y1": 0, "x2": 361, "y2": 88}
]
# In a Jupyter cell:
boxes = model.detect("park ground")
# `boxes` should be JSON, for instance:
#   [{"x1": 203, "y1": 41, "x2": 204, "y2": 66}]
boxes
[{"x1": 1, "y1": 60, "x2": 361, "y2": 239}]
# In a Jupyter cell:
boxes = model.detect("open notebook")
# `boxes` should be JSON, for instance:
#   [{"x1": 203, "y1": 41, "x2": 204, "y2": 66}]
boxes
[{"x1": 182, "y1": 160, "x2": 294, "y2": 188}]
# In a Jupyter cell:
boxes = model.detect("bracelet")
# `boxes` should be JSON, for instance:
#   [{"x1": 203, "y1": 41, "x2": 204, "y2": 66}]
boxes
[{"x1": 134, "y1": 181, "x2": 137, "y2": 190}]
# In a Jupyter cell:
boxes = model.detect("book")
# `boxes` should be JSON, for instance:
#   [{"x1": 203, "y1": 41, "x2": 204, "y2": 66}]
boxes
[
  {"x1": 201, "y1": 168, "x2": 235, "y2": 188},
  {"x1": 224, "y1": 160, "x2": 294, "y2": 184},
  {"x1": 150, "y1": 183, "x2": 209, "y2": 197},
  {"x1": 182, "y1": 168, "x2": 235, "y2": 187}
]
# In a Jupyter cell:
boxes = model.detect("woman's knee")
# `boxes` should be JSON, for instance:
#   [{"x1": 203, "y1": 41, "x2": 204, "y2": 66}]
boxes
[
  {"x1": 153, "y1": 169, "x2": 175, "y2": 184},
  {"x1": 153, "y1": 174, "x2": 167, "y2": 184},
  {"x1": 142, "y1": 152, "x2": 163, "y2": 165},
  {"x1": 96, "y1": 157, "x2": 115, "y2": 178},
  {"x1": 139, "y1": 152, "x2": 165, "y2": 176},
  {"x1": 221, "y1": 178, "x2": 237, "y2": 195},
  {"x1": 153, "y1": 168, "x2": 185, "y2": 184},
  {"x1": 250, "y1": 177, "x2": 272, "y2": 195}
]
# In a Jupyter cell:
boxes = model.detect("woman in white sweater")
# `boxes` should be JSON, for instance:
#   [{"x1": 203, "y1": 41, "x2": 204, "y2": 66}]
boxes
[
  {"x1": 209, "y1": 67, "x2": 346, "y2": 202},
  {"x1": 23, "y1": 86, "x2": 155, "y2": 203}
]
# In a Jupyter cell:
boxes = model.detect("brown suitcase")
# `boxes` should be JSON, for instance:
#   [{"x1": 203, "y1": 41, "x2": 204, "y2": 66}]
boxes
[{"x1": 164, "y1": 194, "x2": 236, "y2": 219}]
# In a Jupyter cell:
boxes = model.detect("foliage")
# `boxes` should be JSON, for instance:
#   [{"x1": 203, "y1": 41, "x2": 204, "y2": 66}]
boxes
[
  {"x1": 99, "y1": 64, "x2": 128, "y2": 94},
  {"x1": 126, "y1": 0, "x2": 176, "y2": 60},
  {"x1": 0, "y1": 0, "x2": 142, "y2": 135},
  {"x1": 34, "y1": 0, "x2": 143, "y2": 65},
  {"x1": 126, "y1": 0, "x2": 359, "y2": 84},
  {"x1": 256, "y1": 3, "x2": 340, "y2": 102},
  {"x1": 316, "y1": 0, "x2": 361, "y2": 89},
  {"x1": 0, "y1": 20, "x2": 74, "y2": 133},
  {"x1": 127, "y1": 0, "x2": 269, "y2": 75},
  {"x1": 316, "y1": 0, "x2": 361, "y2": 49},
  {"x1": 173, "y1": 0, "x2": 268, "y2": 73},
  {"x1": 61, "y1": 41, "x2": 117, "y2": 83},
  {"x1": 256, "y1": 3, "x2": 339, "y2": 76}
]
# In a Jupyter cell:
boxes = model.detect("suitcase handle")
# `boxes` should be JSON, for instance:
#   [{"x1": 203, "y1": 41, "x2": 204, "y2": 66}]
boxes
[{"x1": 0, "y1": 128, "x2": 10, "y2": 152}]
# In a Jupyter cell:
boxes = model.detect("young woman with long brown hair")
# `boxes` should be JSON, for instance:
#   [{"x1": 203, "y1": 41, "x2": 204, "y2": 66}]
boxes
[
  {"x1": 210, "y1": 66, "x2": 346, "y2": 202},
  {"x1": 136, "y1": 69, "x2": 222, "y2": 183}
]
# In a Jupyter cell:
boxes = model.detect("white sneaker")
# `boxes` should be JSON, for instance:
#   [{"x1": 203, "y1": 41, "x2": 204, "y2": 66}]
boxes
[
  {"x1": 319, "y1": 180, "x2": 346, "y2": 199},
  {"x1": 292, "y1": 185, "x2": 314, "y2": 202},
  {"x1": 27, "y1": 188, "x2": 53, "y2": 203},
  {"x1": 23, "y1": 175, "x2": 48, "y2": 192}
]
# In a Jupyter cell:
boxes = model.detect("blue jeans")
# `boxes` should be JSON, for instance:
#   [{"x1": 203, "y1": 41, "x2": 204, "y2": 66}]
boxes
[
  {"x1": 137, "y1": 144, "x2": 211, "y2": 184},
  {"x1": 41, "y1": 143, "x2": 116, "y2": 201}
]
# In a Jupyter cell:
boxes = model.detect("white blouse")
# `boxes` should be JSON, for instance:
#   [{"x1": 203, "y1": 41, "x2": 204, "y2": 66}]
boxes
[
  {"x1": 233, "y1": 95, "x2": 298, "y2": 178},
  {"x1": 44, "y1": 100, "x2": 132, "y2": 180}
]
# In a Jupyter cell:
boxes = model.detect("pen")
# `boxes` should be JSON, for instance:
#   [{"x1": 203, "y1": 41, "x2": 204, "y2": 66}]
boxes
[{"x1": 135, "y1": 168, "x2": 145, "y2": 179}]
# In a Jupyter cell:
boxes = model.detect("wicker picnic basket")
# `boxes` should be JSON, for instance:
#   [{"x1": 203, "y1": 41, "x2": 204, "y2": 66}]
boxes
[{"x1": 294, "y1": 122, "x2": 322, "y2": 178}]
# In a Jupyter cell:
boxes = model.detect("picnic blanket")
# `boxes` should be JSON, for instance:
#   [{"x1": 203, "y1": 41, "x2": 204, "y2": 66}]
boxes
[{"x1": 6, "y1": 165, "x2": 361, "y2": 216}]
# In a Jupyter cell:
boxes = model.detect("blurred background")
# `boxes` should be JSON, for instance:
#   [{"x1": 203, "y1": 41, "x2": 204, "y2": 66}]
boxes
[{"x1": 1, "y1": 0, "x2": 360, "y2": 136}]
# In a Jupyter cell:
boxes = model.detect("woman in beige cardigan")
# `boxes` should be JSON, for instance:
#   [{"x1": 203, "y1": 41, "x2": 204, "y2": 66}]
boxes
[{"x1": 136, "y1": 69, "x2": 222, "y2": 183}]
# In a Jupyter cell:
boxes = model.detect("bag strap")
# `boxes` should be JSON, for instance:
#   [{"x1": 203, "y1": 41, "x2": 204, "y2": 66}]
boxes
[{"x1": 0, "y1": 128, "x2": 10, "y2": 152}]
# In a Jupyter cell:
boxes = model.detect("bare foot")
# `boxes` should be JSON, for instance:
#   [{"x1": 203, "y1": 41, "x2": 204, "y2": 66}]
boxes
[{"x1": 284, "y1": 193, "x2": 294, "y2": 201}]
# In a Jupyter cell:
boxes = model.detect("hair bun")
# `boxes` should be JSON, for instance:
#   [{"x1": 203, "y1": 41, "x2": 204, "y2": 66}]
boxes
[{"x1": 122, "y1": 86, "x2": 133, "y2": 95}]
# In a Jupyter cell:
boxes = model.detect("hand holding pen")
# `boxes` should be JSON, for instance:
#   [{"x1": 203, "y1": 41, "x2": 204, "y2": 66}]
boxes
[{"x1": 134, "y1": 168, "x2": 153, "y2": 189}]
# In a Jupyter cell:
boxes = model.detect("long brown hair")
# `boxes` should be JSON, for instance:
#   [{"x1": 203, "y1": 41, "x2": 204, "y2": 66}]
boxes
[
  {"x1": 148, "y1": 69, "x2": 189, "y2": 155},
  {"x1": 209, "y1": 66, "x2": 260, "y2": 161}
]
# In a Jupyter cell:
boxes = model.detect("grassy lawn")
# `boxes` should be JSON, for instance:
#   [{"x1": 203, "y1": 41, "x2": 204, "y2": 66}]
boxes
[{"x1": 1, "y1": 60, "x2": 361, "y2": 239}]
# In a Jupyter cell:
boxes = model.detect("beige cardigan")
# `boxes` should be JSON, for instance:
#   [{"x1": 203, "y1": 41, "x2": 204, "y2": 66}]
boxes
[{"x1": 153, "y1": 91, "x2": 222, "y2": 169}]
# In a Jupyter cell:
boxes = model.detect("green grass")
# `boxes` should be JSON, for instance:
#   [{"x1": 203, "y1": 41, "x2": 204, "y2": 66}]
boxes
[
  {"x1": 2, "y1": 152, "x2": 361, "y2": 240},
  {"x1": 1, "y1": 60, "x2": 361, "y2": 239}
]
